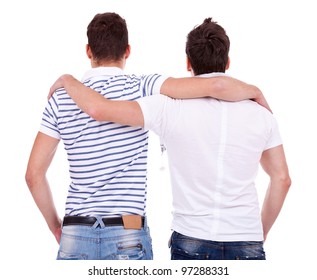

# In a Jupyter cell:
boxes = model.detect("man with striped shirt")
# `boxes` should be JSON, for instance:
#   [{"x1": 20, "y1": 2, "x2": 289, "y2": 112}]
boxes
[{"x1": 26, "y1": 13, "x2": 265, "y2": 260}]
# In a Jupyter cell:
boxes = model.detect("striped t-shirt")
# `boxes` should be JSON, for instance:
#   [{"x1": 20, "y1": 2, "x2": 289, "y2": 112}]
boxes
[{"x1": 40, "y1": 67, "x2": 166, "y2": 217}]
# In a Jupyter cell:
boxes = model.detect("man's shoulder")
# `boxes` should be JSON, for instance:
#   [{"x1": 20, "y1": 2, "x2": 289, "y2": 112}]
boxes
[{"x1": 232, "y1": 99, "x2": 272, "y2": 114}]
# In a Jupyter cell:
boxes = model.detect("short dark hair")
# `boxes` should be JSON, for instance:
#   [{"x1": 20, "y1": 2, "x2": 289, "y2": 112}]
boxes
[
  {"x1": 185, "y1": 18, "x2": 230, "y2": 75},
  {"x1": 87, "y1": 12, "x2": 129, "y2": 63}
]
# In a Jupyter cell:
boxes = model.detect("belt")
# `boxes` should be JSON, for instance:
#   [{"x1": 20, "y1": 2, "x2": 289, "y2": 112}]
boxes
[{"x1": 63, "y1": 215, "x2": 145, "y2": 228}]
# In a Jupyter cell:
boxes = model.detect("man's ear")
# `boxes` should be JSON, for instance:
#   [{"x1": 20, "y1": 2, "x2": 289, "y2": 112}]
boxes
[
  {"x1": 226, "y1": 56, "x2": 230, "y2": 70},
  {"x1": 186, "y1": 57, "x2": 196, "y2": 76},
  {"x1": 86, "y1": 44, "x2": 93, "y2": 59},
  {"x1": 186, "y1": 57, "x2": 191, "y2": 72},
  {"x1": 125, "y1": 45, "x2": 131, "y2": 59}
]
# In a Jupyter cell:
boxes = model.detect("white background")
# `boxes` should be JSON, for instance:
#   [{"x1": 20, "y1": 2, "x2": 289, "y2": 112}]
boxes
[{"x1": 1, "y1": 0, "x2": 316, "y2": 278}]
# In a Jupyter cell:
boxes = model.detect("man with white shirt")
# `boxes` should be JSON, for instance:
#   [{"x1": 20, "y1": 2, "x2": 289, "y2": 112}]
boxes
[{"x1": 47, "y1": 17, "x2": 290, "y2": 260}]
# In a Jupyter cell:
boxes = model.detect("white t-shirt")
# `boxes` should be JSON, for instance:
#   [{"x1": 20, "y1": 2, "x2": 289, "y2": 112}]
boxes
[{"x1": 137, "y1": 73, "x2": 282, "y2": 241}]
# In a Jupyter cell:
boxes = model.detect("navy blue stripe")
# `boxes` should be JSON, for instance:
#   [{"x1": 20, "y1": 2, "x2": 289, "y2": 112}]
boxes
[
  {"x1": 64, "y1": 127, "x2": 144, "y2": 147},
  {"x1": 68, "y1": 139, "x2": 147, "y2": 162}
]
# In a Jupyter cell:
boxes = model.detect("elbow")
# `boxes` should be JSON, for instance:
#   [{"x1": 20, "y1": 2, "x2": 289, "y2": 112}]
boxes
[
  {"x1": 86, "y1": 106, "x2": 104, "y2": 122},
  {"x1": 85, "y1": 101, "x2": 110, "y2": 122},
  {"x1": 277, "y1": 173, "x2": 292, "y2": 191},
  {"x1": 281, "y1": 170, "x2": 292, "y2": 189},
  {"x1": 25, "y1": 168, "x2": 43, "y2": 192},
  {"x1": 25, "y1": 169, "x2": 35, "y2": 190},
  {"x1": 285, "y1": 176, "x2": 292, "y2": 190}
]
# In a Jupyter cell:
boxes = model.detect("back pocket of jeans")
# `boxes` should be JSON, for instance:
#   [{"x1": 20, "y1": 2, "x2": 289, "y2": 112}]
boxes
[
  {"x1": 116, "y1": 240, "x2": 145, "y2": 260},
  {"x1": 57, "y1": 250, "x2": 88, "y2": 260},
  {"x1": 171, "y1": 247, "x2": 209, "y2": 260}
]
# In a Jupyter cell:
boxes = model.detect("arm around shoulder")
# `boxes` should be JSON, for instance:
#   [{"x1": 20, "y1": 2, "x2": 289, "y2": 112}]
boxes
[
  {"x1": 160, "y1": 76, "x2": 269, "y2": 110},
  {"x1": 49, "y1": 74, "x2": 144, "y2": 126}
]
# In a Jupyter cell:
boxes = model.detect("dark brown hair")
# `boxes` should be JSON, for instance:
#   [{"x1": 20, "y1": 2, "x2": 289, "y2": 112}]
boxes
[
  {"x1": 87, "y1": 12, "x2": 129, "y2": 63},
  {"x1": 185, "y1": 18, "x2": 230, "y2": 75}
]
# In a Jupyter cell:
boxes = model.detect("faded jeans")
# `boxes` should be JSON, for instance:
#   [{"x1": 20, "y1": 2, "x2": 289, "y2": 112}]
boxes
[
  {"x1": 57, "y1": 218, "x2": 153, "y2": 260},
  {"x1": 169, "y1": 231, "x2": 265, "y2": 260}
]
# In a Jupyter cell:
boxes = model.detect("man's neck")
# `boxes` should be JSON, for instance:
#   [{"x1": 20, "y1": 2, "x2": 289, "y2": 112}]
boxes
[{"x1": 91, "y1": 59, "x2": 125, "y2": 69}]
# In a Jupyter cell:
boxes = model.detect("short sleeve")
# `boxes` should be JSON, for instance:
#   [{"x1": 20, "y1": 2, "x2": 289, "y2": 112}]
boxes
[
  {"x1": 137, "y1": 95, "x2": 168, "y2": 135},
  {"x1": 39, "y1": 95, "x2": 61, "y2": 140},
  {"x1": 141, "y1": 75, "x2": 168, "y2": 97},
  {"x1": 264, "y1": 115, "x2": 283, "y2": 150}
]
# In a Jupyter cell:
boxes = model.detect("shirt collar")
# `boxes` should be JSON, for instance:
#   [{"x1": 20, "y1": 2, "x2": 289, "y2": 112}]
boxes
[
  {"x1": 81, "y1": 67, "x2": 125, "y2": 82},
  {"x1": 198, "y1": 72, "x2": 229, "y2": 78}
]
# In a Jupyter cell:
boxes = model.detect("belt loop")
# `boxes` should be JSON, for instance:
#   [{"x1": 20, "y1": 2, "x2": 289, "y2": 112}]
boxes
[
  {"x1": 92, "y1": 216, "x2": 106, "y2": 229},
  {"x1": 144, "y1": 216, "x2": 147, "y2": 228}
]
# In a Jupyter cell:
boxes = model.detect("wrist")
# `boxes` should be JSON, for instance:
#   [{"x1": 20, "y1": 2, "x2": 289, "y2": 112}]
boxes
[
  {"x1": 49, "y1": 217, "x2": 62, "y2": 233},
  {"x1": 253, "y1": 85, "x2": 262, "y2": 99}
]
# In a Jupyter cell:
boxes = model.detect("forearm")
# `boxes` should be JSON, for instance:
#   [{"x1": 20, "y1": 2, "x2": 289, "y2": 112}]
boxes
[
  {"x1": 160, "y1": 76, "x2": 262, "y2": 101},
  {"x1": 261, "y1": 178, "x2": 291, "y2": 240},
  {"x1": 26, "y1": 176, "x2": 61, "y2": 238},
  {"x1": 54, "y1": 75, "x2": 144, "y2": 126}
]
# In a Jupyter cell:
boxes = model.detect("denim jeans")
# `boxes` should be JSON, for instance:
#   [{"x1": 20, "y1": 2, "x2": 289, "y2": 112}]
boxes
[
  {"x1": 170, "y1": 231, "x2": 265, "y2": 260},
  {"x1": 57, "y1": 218, "x2": 153, "y2": 260}
]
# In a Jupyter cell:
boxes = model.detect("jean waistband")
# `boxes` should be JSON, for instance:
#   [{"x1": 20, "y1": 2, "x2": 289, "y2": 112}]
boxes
[{"x1": 63, "y1": 215, "x2": 145, "y2": 229}]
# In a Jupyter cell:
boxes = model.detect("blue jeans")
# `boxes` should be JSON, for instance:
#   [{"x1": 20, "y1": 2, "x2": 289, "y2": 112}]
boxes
[
  {"x1": 170, "y1": 231, "x2": 265, "y2": 260},
  {"x1": 57, "y1": 218, "x2": 153, "y2": 260}
]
